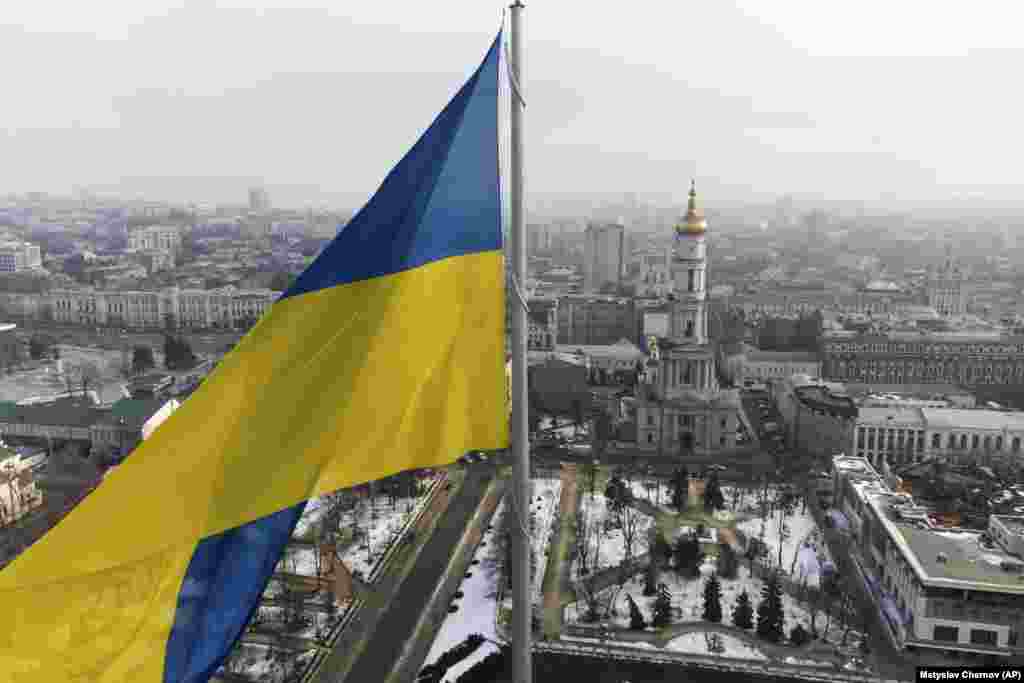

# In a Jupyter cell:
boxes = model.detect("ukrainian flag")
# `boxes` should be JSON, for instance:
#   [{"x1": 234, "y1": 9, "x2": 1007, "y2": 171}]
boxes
[{"x1": 0, "y1": 33, "x2": 506, "y2": 682}]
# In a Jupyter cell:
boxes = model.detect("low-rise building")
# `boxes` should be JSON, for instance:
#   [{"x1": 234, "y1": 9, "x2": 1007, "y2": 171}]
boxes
[
  {"x1": 777, "y1": 375, "x2": 857, "y2": 457},
  {"x1": 851, "y1": 407, "x2": 1024, "y2": 469},
  {"x1": 740, "y1": 350, "x2": 821, "y2": 388},
  {"x1": 832, "y1": 455, "x2": 1024, "y2": 658}
]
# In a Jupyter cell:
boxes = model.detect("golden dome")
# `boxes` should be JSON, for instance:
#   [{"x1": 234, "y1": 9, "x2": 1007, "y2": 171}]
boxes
[{"x1": 675, "y1": 178, "x2": 706, "y2": 236}]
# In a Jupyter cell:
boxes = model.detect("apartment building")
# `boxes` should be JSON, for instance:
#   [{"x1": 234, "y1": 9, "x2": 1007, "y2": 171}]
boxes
[{"x1": 832, "y1": 455, "x2": 1024, "y2": 658}]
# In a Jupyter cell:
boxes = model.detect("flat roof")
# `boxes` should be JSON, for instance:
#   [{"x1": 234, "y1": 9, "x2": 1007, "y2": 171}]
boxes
[
  {"x1": 895, "y1": 525, "x2": 1024, "y2": 589},
  {"x1": 921, "y1": 408, "x2": 1024, "y2": 432},
  {"x1": 836, "y1": 455, "x2": 1024, "y2": 593},
  {"x1": 856, "y1": 406, "x2": 925, "y2": 426}
]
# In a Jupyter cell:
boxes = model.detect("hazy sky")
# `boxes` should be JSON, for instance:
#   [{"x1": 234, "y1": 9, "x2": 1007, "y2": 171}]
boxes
[{"x1": 2, "y1": 1, "x2": 1023, "y2": 207}]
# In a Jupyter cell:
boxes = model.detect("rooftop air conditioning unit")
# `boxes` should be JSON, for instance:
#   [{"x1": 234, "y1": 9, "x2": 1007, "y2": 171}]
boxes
[{"x1": 936, "y1": 552, "x2": 949, "y2": 563}]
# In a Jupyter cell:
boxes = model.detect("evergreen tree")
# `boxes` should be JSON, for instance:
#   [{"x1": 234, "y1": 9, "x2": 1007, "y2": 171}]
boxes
[
  {"x1": 643, "y1": 556, "x2": 658, "y2": 596},
  {"x1": 671, "y1": 466, "x2": 689, "y2": 511},
  {"x1": 604, "y1": 472, "x2": 632, "y2": 515},
  {"x1": 652, "y1": 582, "x2": 673, "y2": 628},
  {"x1": 131, "y1": 345, "x2": 155, "y2": 374},
  {"x1": 732, "y1": 589, "x2": 754, "y2": 630},
  {"x1": 790, "y1": 623, "x2": 809, "y2": 646},
  {"x1": 702, "y1": 472, "x2": 726, "y2": 512},
  {"x1": 716, "y1": 542, "x2": 738, "y2": 579},
  {"x1": 702, "y1": 574, "x2": 723, "y2": 623},
  {"x1": 652, "y1": 531, "x2": 673, "y2": 565},
  {"x1": 627, "y1": 593, "x2": 646, "y2": 630},
  {"x1": 756, "y1": 571, "x2": 786, "y2": 643},
  {"x1": 674, "y1": 533, "x2": 702, "y2": 577}
]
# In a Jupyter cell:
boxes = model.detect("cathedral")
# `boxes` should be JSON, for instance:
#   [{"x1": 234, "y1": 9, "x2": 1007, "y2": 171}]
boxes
[{"x1": 634, "y1": 182, "x2": 750, "y2": 455}]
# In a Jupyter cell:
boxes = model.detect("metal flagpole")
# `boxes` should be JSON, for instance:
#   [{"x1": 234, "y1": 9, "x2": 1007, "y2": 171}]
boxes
[{"x1": 508, "y1": 2, "x2": 532, "y2": 682}]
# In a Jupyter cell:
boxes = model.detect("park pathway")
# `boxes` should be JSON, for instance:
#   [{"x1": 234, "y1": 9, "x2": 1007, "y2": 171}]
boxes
[{"x1": 541, "y1": 463, "x2": 579, "y2": 638}]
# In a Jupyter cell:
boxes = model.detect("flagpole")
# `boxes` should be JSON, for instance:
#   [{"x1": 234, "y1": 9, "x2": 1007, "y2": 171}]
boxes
[{"x1": 508, "y1": 2, "x2": 532, "y2": 682}]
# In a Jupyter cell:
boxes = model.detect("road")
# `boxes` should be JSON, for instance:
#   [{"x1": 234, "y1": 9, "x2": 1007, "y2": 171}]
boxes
[{"x1": 342, "y1": 466, "x2": 494, "y2": 683}]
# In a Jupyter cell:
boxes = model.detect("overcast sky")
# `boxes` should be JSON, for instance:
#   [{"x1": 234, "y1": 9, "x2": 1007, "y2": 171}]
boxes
[{"x1": 2, "y1": 1, "x2": 1022, "y2": 207}]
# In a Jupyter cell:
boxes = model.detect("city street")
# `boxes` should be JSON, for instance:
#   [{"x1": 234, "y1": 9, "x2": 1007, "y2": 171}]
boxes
[{"x1": 337, "y1": 467, "x2": 494, "y2": 683}]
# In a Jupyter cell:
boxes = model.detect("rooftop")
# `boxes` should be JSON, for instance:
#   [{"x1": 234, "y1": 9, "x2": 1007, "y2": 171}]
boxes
[
  {"x1": 844, "y1": 383, "x2": 969, "y2": 399},
  {"x1": 856, "y1": 406, "x2": 925, "y2": 427},
  {"x1": 920, "y1": 408, "x2": 1024, "y2": 432},
  {"x1": 834, "y1": 454, "x2": 1024, "y2": 592},
  {"x1": 894, "y1": 524, "x2": 1024, "y2": 589}
]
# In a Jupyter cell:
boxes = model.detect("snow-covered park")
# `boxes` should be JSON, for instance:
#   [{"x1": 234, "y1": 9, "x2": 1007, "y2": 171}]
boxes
[
  {"x1": 423, "y1": 500, "x2": 506, "y2": 682},
  {"x1": 573, "y1": 490, "x2": 655, "y2": 577},
  {"x1": 735, "y1": 492, "x2": 829, "y2": 587},
  {"x1": 566, "y1": 558, "x2": 814, "y2": 633},
  {"x1": 288, "y1": 473, "x2": 443, "y2": 578}
]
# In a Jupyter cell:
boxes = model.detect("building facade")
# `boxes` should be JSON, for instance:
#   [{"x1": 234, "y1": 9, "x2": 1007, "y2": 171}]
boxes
[
  {"x1": 527, "y1": 298, "x2": 558, "y2": 351},
  {"x1": 0, "y1": 241, "x2": 42, "y2": 273},
  {"x1": 633, "y1": 181, "x2": 748, "y2": 455},
  {"x1": 851, "y1": 407, "x2": 1024, "y2": 469},
  {"x1": 740, "y1": 350, "x2": 821, "y2": 387},
  {"x1": 777, "y1": 375, "x2": 857, "y2": 457},
  {"x1": 832, "y1": 455, "x2": 1024, "y2": 658},
  {"x1": 822, "y1": 334, "x2": 1024, "y2": 386},
  {"x1": 4, "y1": 286, "x2": 280, "y2": 330},
  {"x1": 128, "y1": 225, "x2": 182, "y2": 253},
  {"x1": 927, "y1": 255, "x2": 969, "y2": 317},
  {"x1": 555, "y1": 295, "x2": 636, "y2": 346},
  {"x1": 583, "y1": 222, "x2": 625, "y2": 293}
]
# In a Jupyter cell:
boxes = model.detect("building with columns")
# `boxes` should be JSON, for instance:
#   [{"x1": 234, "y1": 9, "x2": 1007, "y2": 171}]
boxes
[
  {"x1": 633, "y1": 181, "x2": 749, "y2": 454},
  {"x1": 851, "y1": 406, "x2": 1024, "y2": 470}
]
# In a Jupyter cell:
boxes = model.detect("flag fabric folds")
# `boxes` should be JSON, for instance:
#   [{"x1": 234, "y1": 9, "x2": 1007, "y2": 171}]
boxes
[{"x1": 0, "y1": 33, "x2": 505, "y2": 682}]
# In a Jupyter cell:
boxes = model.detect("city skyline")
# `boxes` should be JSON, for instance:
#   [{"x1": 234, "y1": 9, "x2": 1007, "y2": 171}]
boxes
[{"x1": 3, "y1": 1, "x2": 1024, "y2": 207}]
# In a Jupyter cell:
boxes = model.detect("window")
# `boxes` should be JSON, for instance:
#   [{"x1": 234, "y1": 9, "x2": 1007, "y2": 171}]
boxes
[
  {"x1": 1015, "y1": 437, "x2": 1022, "y2": 453},
  {"x1": 688, "y1": 269, "x2": 695, "y2": 292},
  {"x1": 970, "y1": 629, "x2": 997, "y2": 647},
  {"x1": 932, "y1": 434, "x2": 941, "y2": 449},
  {"x1": 685, "y1": 320, "x2": 694, "y2": 337},
  {"x1": 646, "y1": 415, "x2": 654, "y2": 426},
  {"x1": 972, "y1": 435, "x2": 980, "y2": 450},
  {"x1": 647, "y1": 433, "x2": 654, "y2": 443},
  {"x1": 933, "y1": 625, "x2": 959, "y2": 642}
]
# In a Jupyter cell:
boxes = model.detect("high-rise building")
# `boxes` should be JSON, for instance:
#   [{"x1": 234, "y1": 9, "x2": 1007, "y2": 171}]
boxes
[
  {"x1": 583, "y1": 221, "x2": 624, "y2": 293},
  {"x1": 633, "y1": 181, "x2": 750, "y2": 454},
  {"x1": 248, "y1": 187, "x2": 271, "y2": 212}
]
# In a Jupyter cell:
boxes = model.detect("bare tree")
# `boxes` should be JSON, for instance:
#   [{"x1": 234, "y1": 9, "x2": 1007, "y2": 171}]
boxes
[
  {"x1": 574, "y1": 577, "x2": 606, "y2": 623},
  {"x1": 575, "y1": 510, "x2": 593, "y2": 575},
  {"x1": 619, "y1": 503, "x2": 644, "y2": 571},
  {"x1": 837, "y1": 579, "x2": 858, "y2": 646}
]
